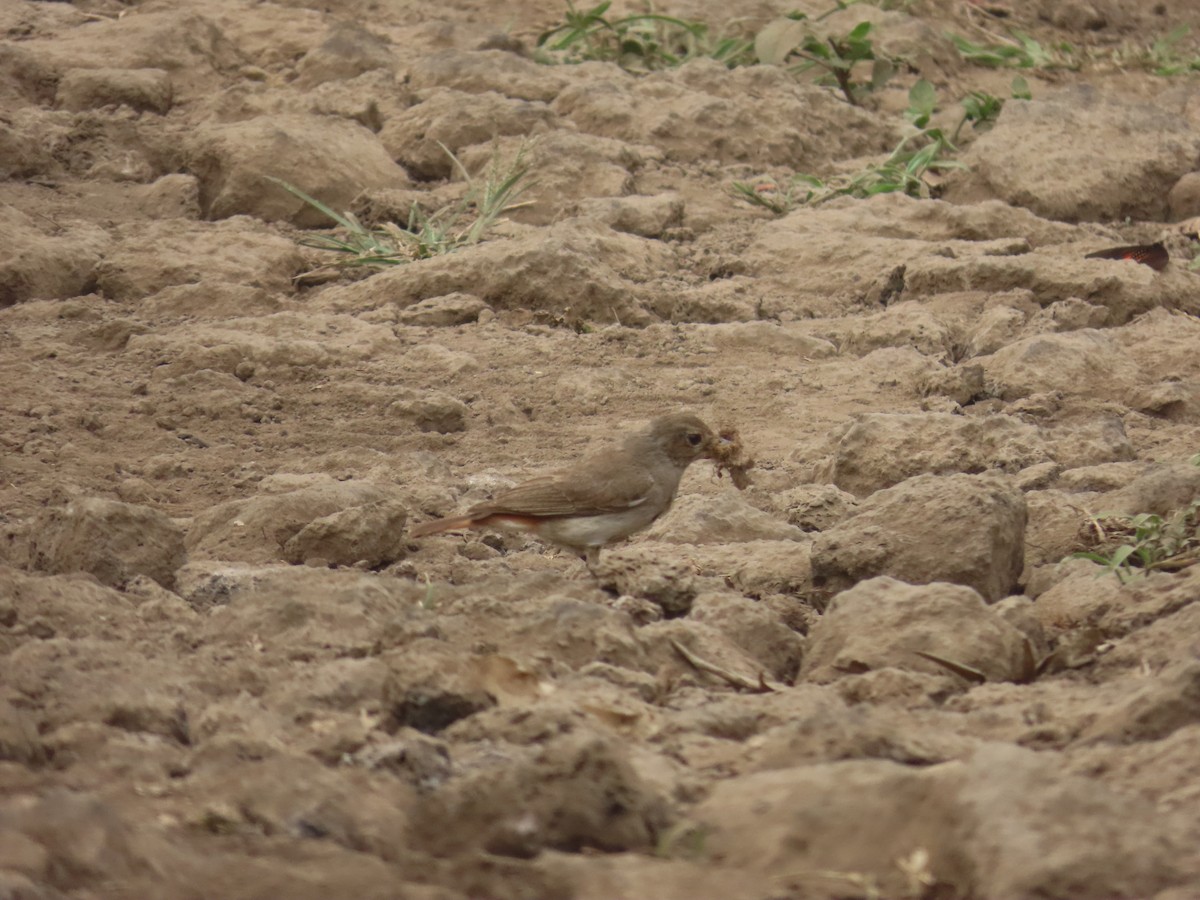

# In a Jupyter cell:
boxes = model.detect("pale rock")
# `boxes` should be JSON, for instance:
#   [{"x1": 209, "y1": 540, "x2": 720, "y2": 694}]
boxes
[
  {"x1": 186, "y1": 481, "x2": 410, "y2": 565},
  {"x1": 643, "y1": 492, "x2": 805, "y2": 544},
  {"x1": 1080, "y1": 662, "x2": 1200, "y2": 745},
  {"x1": 409, "y1": 49, "x2": 567, "y2": 102},
  {"x1": 1023, "y1": 297, "x2": 1109, "y2": 334},
  {"x1": 592, "y1": 549, "x2": 699, "y2": 618},
  {"x1": 1168, "y1": 171, "x2": 1200, "y2": 221},
  {"x1": 827, "y1": 412, "x2": 1048, "y2": 497},
  {"x1": 28, "y1": 496, "x2": 186, "y2": 590},
  {"x1": 644, "y1": 540, "x2": 813, "y2": 598},
  {"x1": 812, "y1": 473, "x2": 1026, "y2": 602},
  {"x1": 703, "y1": 322, "x2": 837, "y2": 358},
  {"x1": 1033, "y1": 564, "x2": 1123, "y2": 630},
  {"x1": 966, "y1": 304, "x2": 1026, "y2": 357},
  {"x1": 803, "y1": 577, "x2": 1029, "y2": 684},
  {"x1": 576, "y1": 193, "x2": 685, "y2": 239},
  {"x1": 689, "y1": 591, "x2": 804, "y2": 681},
  {"x1": 396, "y1": 293, "x2": 488, "y2": 326},
  {"x1": 1021, "y1": 488, "x2": 1095, "y2": 573},
  {"x1": 979, "y1": 329, "x2": 1141, "y2": 402},
  {"x1": 294, "y1": 23, "x2": 398, "y2": 88},
  {"x1": 775, "y1": 484, "x2": 859, "y2": 532},
  {"x1": 1056, "y1": 461, "x2": 1151, "y2": 493},
  {"x1": 381, "y1": 88, "x2": 555, "y2": 179},
  {"x1": 459, "y1": 130, "x2": 653, "y2": 226},
  {"x1": 313, "y1": 218, "x2": 671, "y2": 325},
  {"x1": 749, "y1": 701, "x2": 975, "y2": 771},
  {"x1": 1105, "y1": 463, "x2": 1200, "y2": 516},
  {"x1": 919, "y1": 363, "x2": 985, "y2": 406},
  {"x1": 186, "y1": 114, "x2": 410, "y2": 225},
  {"x1": 415, "y1": 730, "x2": 669, "y2": 856},
  {"x1": 554, "y1": 61, "x2": 893, "y2": 168},
  {"x1": 1129, "y1": 379, "x2": 1200, "y2": 423},
  {"x1": 387, "y1": 390, "x2": 468, "y2": 433},
  {"x1": 695, "y1": 743, "x2": 1190, "y2": 899},
  {"x1": 1043, "y1": 411, "x2": 1135, "y2": 468},
  {"x1": 282, "y1": 500, "x2": 408, "y2": 567},
  {"x1": 944, "y1": 91, "x2": 1200, "y2": 222},
  {"x1": 840, "y1": 301, "x2": 955, "y2": 359},
  {"x1": 94, "y1": 218, "x2": 303, "y2": 301}
]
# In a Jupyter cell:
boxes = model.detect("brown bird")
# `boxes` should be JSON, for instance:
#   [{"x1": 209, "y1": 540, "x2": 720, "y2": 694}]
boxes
[{"x1": 410, "y1": 412, "x2": 724, "y2": 566}]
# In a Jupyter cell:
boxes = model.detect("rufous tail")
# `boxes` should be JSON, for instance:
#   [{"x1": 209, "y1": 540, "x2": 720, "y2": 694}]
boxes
[{"x1": 409, "y1": 515, "x2": 478, "y2": 538}]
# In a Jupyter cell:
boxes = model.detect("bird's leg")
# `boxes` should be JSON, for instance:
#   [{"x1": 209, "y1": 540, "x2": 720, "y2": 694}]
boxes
[{"x1": 584, "y1": 546, "x2": 601, "y2": 573}]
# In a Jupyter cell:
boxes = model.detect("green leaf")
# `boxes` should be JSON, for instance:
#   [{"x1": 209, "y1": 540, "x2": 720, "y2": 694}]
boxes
[
  {"x1": 907, "y1": 79, "x2": 936, "y2": 125},
  {"x1": 847, "y1": 21, "x2": 872, "y2": 41},
  {"x1": 905, "y1": 143, "x2": 939, "y2": 174},
  {"x1": 1010, "y1": 75, "x2": 1031, "y2": 99},
  {"x1": 801, "y1": 36, "x2": 832, "y2": 59},
  {"x1": 1108, "y1": 545, "x2": 1137, "y2": 567},
  {"x1": 754, "y1": 17, "x2": 810, "y2": 65},
  {"x1": 870, "y1": 57, "x2": 895, "y2": 90}
]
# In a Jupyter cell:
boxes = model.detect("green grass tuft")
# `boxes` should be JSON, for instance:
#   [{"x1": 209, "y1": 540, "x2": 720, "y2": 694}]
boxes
[{"x1": 269, "y1": 142, "x2": 535, "y2": 273}]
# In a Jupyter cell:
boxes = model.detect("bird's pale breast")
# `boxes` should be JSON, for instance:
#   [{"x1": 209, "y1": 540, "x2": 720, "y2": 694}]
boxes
[{"x1": 535, "y1": 503, "x2": 665, "y2": 550}]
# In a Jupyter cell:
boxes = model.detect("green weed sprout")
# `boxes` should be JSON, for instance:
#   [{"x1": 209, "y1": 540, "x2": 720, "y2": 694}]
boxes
[
  {"x1": 1145, "y1": 25, "x2": 1200, "y2": 75},
  {"x1": 732, "y1": 131, "x2": 960, "y2": 212},
  {"x1": 733, "y1": 80, "x2": 972, "y2": 214},
  {"x1": 535, "y1": 1, "x2": 753, "y2": 71},
  {"x1": 756, "y1": 10, "x2": 896, "y2": 105},
  {"x1": 949, "y1": 29, "x2": 1076, "y2": 70},
  {"x1": 269, "y1": 142, "x2": 534, "y2": 271},
  {"x1": 1074, "y1": 500, "x2": 1200, "y2": 582}
]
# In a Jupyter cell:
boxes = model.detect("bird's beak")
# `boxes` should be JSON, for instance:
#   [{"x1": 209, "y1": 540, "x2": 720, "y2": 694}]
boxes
[{"x1": 707, "y1": 432, "x2": 734, "y2": 459}]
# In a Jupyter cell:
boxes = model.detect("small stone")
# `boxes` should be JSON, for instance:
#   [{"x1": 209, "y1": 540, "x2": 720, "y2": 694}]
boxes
[
  {"x1": 282, "y1": 501, "x2": 409, "y2": 568},
  {"x1": 387, "y1": 391, "x2": 468, "y2": 434},
  {"x1": 457, "y1": 541, "x2": 499, "y2": 561},
  {"x1": 396, "y1": 293, "x2": 489, "y2": 327}
]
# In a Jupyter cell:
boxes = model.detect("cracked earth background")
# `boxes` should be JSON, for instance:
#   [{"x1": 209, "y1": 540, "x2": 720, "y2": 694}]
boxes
[{"x1": 3, "y1": 0, "x2": 1200, "y2": 897}]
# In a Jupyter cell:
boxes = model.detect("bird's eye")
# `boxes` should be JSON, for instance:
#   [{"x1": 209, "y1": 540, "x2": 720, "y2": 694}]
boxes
[{"x1": 686, "y1": 432, "x2": 703, "y2": 446}]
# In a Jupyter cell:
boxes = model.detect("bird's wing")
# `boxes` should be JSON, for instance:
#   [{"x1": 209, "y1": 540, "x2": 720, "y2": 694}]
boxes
[{"x1": 469, "y1": 455, "x2": 656, "y2": 518}]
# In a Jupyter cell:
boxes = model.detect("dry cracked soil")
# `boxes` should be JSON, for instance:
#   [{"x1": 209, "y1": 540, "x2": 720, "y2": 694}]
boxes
[{"x1": 3, "y1": 0, "x2": 1200, "y2": 897}]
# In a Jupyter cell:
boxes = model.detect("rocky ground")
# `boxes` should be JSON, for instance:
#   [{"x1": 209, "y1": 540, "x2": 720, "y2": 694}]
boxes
[{"x1": 3, "y1": 0, "x2": 1200, "y2": 897}]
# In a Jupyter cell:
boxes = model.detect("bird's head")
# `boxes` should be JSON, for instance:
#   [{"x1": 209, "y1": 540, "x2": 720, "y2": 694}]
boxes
[{"x1": 645, "y1": 412, "x2": 723, "y2": 467}]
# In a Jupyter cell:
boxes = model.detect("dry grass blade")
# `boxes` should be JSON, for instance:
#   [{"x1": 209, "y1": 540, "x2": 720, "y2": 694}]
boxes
[
  {"x1": 912, "y1": 649, "x2": 987, "y2": 685},
  {"x1": 670, "y1": 639, "x2": 778, "y2": 692}
]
